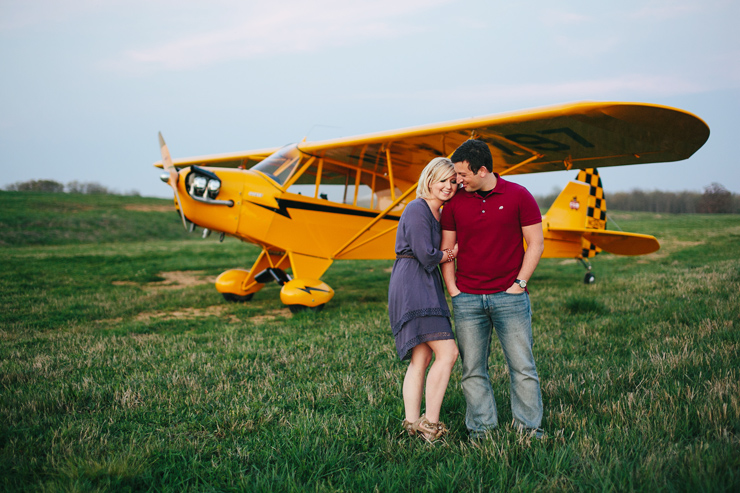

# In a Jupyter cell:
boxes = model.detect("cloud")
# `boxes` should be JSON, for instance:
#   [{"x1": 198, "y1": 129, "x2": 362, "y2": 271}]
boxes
[{"x1": 103, "y1": 0, "x2": 451, "y2": 73}]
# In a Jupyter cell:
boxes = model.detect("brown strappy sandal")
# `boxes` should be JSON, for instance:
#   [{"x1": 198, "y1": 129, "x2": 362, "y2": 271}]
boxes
[
  {"x1": 412, "y1": 414, "x2": 448, "y2": 442},
  {"x1": 402, "y1": 419, "x2": 417, "y2": 436}
]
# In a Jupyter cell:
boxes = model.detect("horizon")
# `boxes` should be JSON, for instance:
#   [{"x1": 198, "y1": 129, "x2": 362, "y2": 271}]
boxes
[{"x1": 4, "y1": 178, "x2": 736, "y2": 200}]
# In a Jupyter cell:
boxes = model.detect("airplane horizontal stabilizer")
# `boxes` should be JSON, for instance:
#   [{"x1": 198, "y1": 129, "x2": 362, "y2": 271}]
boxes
[{"x1": 547, "y1": 227, "x2": 659, "y2": 255}]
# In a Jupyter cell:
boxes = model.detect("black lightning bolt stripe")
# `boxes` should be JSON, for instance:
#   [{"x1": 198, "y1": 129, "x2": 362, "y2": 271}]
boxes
[
  {"x1": 248, "y1": 198, "x2": 402, "y2": 221},
  {"x1": 297, "y1": 286, "x2": 330, "y2": 294}
]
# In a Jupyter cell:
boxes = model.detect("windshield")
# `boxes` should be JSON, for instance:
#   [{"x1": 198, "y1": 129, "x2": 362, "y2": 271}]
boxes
[{"x1": 252, "y1": 144, "x2": 301, "y2": 186}]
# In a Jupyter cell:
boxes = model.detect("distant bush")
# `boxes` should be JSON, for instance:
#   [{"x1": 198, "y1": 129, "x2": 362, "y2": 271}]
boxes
[
  {"x1": 606, "y1": 190, "x2": 703, "y2": 213},
  {"x1": 535, "y1": 182, "x2": 739, "y2": 214},
  {"x1": 533, "y1": 188, "x2": 561, "y2": 210},
  {"x1": 66, "y1": 180, "x2": 111, "y2": 195},
  {"x1": 5, "y1": 179, "x2": 65, "y2": 193},
  {"x1": 698, "y1": 183, "x2": 734, "y2": 213},
  {"x1": 4, "y1": 179, "x2": 140, "y2": 196}
]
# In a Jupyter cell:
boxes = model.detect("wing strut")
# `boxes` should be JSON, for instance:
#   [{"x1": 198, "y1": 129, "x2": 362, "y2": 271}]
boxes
[
  {"x1": 352, "y1": 145, "x2": 368, "y2": 206},
  {"x1": 283, "y1": 156, "x2": 317, "y2": 189},
  {"x1": 313, "y1": 158, "x2": 323, "y2": 198},
  {"x1": 337, "y1": 223, "x2": 399, "y2": 258},
  {"x1": 499, "y1": 153, "x2": 544, "y2": 176},
  {"x1": 332, "y1": 182, "x2": 417, "y2": 259},
  {"x1": 385, "y1": 146, "x2": 396, "y2": 201}
]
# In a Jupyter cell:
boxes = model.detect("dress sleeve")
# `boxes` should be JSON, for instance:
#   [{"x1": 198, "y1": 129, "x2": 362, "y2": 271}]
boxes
[{"x1": 404, "y1": 202, "x2": 444, "y2": 272}]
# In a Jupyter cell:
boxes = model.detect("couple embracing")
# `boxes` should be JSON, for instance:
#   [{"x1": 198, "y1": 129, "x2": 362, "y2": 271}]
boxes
[{"x1": 388, "y1": 139, "x2": 545, "y2": 442}]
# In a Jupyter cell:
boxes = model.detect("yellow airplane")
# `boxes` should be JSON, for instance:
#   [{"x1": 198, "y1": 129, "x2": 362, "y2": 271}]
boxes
[{"x1": 155, "y1": 101, "x2": 709, "y2": 311}]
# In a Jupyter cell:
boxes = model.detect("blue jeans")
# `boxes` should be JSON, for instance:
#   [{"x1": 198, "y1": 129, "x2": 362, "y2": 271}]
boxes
[{"x1": 451, "y1": 291, "x2": 543, "y2": 436}]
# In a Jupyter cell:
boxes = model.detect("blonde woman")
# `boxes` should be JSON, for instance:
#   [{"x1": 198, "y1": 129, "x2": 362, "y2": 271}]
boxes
[{"x1": 388, "y1": 157, "x2": 459, "y2": 441}]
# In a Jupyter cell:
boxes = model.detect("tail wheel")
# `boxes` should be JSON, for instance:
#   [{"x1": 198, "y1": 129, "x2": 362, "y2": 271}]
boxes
[
  {"x1": 222, "y1": 293, "x2": 254, "y2": 302},
  {"x1": 584, "y1": 273, "x2": 595, "y2": 284}
]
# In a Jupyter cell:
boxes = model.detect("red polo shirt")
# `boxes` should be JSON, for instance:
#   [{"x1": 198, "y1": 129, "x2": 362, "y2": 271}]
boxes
[{"x1": 440, "y1": 175, "x2": 542, "y2": 294}]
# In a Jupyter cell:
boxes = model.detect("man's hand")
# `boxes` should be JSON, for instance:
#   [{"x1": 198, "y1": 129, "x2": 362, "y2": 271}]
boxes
[{"x1": 505, "y1": 283, "x2": 526, "y2": 294}]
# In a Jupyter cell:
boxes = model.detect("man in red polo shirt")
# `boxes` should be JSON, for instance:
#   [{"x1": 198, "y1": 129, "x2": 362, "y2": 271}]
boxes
[{"x1": 440, "y1": 139, "x2": 545, "y2": 439}]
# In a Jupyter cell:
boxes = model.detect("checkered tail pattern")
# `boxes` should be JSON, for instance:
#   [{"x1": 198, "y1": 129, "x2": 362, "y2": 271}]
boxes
[{"x1": 576, "y1": 168, "x2": 607, "y2": 258}]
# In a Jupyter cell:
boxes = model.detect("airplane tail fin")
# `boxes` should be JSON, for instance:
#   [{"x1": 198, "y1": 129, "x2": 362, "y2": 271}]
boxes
[
  {"x1": 542, "y1": 168, "x2": 606, "y2": 259},
  {"x1": 544, "y1": 168, "x2": 659, "y2": 258},
  {"x1": 576, "y1": 168, "x2": 606, "y2": 258}
]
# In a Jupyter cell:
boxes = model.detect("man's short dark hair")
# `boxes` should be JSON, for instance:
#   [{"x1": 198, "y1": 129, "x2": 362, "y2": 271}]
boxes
[{"x1": 451, "y1": 139, "x2": 492, "y2": 175}]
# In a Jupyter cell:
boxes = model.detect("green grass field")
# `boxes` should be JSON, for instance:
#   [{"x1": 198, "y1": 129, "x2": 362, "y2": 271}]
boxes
[{"x1": 1, "y1": 191, "x2": 739, "y2": 491}]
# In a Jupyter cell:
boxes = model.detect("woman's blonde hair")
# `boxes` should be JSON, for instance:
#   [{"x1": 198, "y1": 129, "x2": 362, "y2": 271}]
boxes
[{"x1": 416, "y1": 157, "x2": 455, "y2": 199}]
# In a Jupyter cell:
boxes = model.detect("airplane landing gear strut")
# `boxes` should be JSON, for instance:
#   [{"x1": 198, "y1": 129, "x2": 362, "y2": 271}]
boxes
[{"x1": 578, "y1": 257, "x2": 595, "y2": 284}]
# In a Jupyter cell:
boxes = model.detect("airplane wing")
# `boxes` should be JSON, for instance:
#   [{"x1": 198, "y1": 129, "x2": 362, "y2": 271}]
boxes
[
  {"x1": 153, "y1": 146, "x2": 279, "y2": 169},
  {"x1": 153, "y1": 102, "x2": 709, "y2": 185},
  {"x1": 296, "y1": 101, "x2": 709, "y2": 184},
  {"x1": 548, "y1": 227, "x2": 660, "y2": 255}
]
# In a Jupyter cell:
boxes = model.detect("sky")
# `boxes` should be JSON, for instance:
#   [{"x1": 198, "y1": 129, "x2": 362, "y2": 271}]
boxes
[{"x1": 1, "y1": 0, "x2": 738, "y2": 199}]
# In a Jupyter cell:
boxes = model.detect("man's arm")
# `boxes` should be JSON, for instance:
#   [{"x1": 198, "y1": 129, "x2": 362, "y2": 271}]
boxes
[
  {"x1": 506, "y1": 222, "x2": 545, "y2": 294},
  {"x1": 440, "y1": 230, "x2": 460, "y2": 297}
]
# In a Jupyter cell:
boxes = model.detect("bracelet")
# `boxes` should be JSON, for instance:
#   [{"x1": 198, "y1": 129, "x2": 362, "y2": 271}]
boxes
[{"x1": 444, "y1": 248, "x2": 455, "y2": 263}]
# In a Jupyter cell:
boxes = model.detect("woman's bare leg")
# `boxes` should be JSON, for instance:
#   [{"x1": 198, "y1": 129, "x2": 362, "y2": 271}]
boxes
[
  {"x1": 403, "y1": 343, "x2": 432, "y2": 422},
  {"x1": 423, "y1": 339, "x2": 459, "y2": 423}
]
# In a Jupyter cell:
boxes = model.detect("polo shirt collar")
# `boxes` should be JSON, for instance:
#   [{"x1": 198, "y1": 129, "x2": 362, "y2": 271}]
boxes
[{"x1": 474, "y1": 173, "x2": 507, "y2": 198}]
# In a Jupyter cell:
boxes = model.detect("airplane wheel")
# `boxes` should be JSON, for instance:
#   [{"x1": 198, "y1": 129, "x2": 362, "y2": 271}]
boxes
[
  {"x1": 584, "y1": 273, "x2": 595, "y2": 284},
  {"x1": 222, "y1": 292, "x2": 254, "y2": 302},
  {"x1": 287, "y1": 304, "x2": 325, "y2": 314}
]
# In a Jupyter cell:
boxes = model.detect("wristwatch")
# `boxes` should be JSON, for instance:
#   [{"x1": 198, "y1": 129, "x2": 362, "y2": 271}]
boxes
[{"x1": 514, "y1": 279, "x2": 527, "y2": 289}]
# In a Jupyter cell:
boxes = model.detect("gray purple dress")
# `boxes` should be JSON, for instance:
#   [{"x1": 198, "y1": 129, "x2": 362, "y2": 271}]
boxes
[{"x1": 388, "y1": 198, "x2": 454, "y2": 360}]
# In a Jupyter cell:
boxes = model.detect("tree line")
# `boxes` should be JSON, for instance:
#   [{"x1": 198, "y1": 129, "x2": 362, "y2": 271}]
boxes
[
  {"x1": 535, "y1": 182, "x2": 738, "y2": 214},
  {"x1": 3, "y1": 179, "x2": 140, "y2": 196},
  {"x1": 4, "y1": 179, "x2": 738, "y2": 213}
]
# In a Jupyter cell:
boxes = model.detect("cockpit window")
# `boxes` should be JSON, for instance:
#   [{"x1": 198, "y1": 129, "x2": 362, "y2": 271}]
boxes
[{"x1": 252, "y1": 144, "x2": 301, "y2": 186}]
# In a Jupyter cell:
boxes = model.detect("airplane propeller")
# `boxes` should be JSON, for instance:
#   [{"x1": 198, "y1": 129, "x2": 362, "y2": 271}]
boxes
[{"x1": 158, "y1": 132, "x2": 188, "y2": 230}]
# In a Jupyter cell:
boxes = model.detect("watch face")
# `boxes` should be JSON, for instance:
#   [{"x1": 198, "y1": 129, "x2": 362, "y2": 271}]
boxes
[{"x1": 518, "y1": 280, "x2": 527, "y2": 288}]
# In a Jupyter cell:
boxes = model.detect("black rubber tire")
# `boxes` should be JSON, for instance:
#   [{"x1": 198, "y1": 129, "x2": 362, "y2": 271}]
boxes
[
  {"x1": 222, "y1": 292, "x2": 254, "y2": 302},
  {"x1": 287, "y1": 304, "x2": 325, "y2": 314},
  {"x1": 584, "y1": 273, "x2": 595, "y2": 284}
]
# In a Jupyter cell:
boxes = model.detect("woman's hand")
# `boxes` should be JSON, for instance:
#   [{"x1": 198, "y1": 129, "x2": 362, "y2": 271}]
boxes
[
  {"x1": 445, "y1": 244, "x2": 460, "y2": 296},
  {"x1": 439, "y1": 247, "x2": 456, "y2": 265}
]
